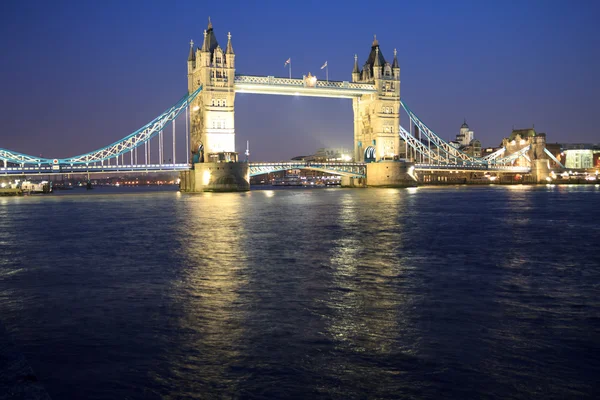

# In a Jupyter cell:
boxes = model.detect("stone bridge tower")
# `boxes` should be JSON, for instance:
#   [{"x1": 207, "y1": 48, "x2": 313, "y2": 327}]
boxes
[
  {"x1": 187, "y1": 18, "x2": 236, "y2": 163},
  {"x1": 180, "y1": 18, "x2": 249, "y2": 192},
  {"x1": 352, "y1": 36, "x2": 401, "y2": 162}
]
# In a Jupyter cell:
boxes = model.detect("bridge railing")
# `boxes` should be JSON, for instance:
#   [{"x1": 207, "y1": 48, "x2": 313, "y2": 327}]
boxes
[
  {"x1": 248, "y1": 161, "x2": 366, "y2": 177},
  {"x1": 234, "y1": 75, "x2": 375, "y2": 91}
]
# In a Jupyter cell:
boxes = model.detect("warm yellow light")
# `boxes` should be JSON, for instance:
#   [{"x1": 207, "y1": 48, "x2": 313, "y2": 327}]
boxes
[
  {"x1": 192, "y1": 105, "x2": 200, "y2": 112},
  {"x1": 202, "y1": 170, "x2": 211, "y2": 185}
]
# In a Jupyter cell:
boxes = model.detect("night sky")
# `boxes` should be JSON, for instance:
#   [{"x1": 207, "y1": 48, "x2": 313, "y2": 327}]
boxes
[{"x1": 1, "y1": 0, "x2": 598, "y2": 162}]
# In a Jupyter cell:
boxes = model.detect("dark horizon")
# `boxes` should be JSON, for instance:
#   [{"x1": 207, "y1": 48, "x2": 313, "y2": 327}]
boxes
[{"x1": 1, "y1": 0, "x2": 599, "y2": 162}]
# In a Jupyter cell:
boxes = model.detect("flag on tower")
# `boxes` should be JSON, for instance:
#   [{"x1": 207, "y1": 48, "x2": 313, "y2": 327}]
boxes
[
  {"x1": 284, "y1": 58, "x2": 291, "y2": 66},
  {"x1": 320, "y1": 61, "x2": 328, "y2": 69}
]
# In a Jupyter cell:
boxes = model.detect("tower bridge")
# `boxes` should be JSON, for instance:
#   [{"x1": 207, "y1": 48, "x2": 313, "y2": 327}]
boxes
[{"x1": 1, "y1": 18, "x2": 555, "y2": 189}]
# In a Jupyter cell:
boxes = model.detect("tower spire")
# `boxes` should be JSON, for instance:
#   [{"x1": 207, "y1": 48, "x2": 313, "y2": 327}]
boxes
[
  {"x1": 201, "y1": 30, "x2": 209, "y2": 52},
  {"x1": 374, "y1": 47, "x2": 381, "y2": 67},
  {"x1": 226, "y1": 32, "x2": 234, "y2": 54},
  {"x1": 208, "y1": 16, "x2": 212, "y2": 30},
  {"x1": 352, "y1": 54, "x2": 359, "y2": 74},
  {"x1": 392, "y1": 48, "x2": 399, "y2": 68},
  {"x1": 188, "y1": 39, "x2": 196, "y2": 61},
  {"x1": 372, "y1": 34, "x2": 378, "y2": 47}
]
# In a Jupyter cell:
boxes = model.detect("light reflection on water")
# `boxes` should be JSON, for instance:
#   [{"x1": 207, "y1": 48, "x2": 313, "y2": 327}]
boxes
[{"x1": 0, "y1": 185, "x2": 598, "y2": 399}]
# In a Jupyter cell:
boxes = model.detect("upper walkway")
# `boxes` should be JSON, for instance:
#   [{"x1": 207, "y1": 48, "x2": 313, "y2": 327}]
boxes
[{"x1": 234, "y1": 75, "x2": 376, "y2": 98}]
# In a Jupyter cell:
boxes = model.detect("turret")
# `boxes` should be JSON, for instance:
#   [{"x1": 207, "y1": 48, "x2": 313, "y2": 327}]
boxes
[
  {"x1": 200, "y1": 29, "x2": 210, "y2": 67},
  {"x1": 373, "y1": 47, "x2": 382, "y2": 79},
  {"x1": 187, "y1": 39, "x2": 196, "y2": 73},
  {"x1": 352, "y1": 54, "x2": 360, "y2": 82},
  {"x1": 392, "y1": 48, "x2": 400, "y2": 79},
  {"x1": 226, "y1": 32, "x2": 235, "y2": 69}
]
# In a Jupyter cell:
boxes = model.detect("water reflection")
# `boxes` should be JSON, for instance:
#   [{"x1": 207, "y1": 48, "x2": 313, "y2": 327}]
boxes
[
  {"x1": 166, "y1": 193, "x2": 249, "y2": 398},
  {"x1": 320, "y1": 189, "x2": 413, "y2": 397}
]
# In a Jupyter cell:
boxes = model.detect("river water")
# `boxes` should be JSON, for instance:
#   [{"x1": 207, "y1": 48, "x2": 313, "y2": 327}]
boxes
[{"x1": 0, "y1": 185, "x2": 599, "y2": 399}]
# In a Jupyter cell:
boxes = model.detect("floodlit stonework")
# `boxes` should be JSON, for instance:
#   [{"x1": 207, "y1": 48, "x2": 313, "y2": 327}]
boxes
[
  {"x1": 187, "y1": 18, "x2": 236, "y2": 162},
  {"x1": 351, "y1": 36, "x2": 402, "y2": 162}
]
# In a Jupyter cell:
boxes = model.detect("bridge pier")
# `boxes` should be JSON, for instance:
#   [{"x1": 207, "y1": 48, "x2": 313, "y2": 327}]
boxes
[
  {"x1": 531, "y1": 159, "x2": 550, "y2": 183},
  {"x1": 340, "y1": 176, "x2": 366, "y2": 188},
  {"x1": 366, "y1": 161, "x2": 417, "y2": 188},
  {"x1": 179, "y1": 162, "x2": 249, "y2": 192}
]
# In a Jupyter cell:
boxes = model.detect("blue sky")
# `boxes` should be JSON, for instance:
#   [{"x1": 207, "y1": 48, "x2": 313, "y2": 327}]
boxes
[{"x1": 1, "y1": 0, "x2": 598, "y2": 161}]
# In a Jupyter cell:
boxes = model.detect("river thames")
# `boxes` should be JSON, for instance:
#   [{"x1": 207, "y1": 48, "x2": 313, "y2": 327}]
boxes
[{"x1": 0, "y1": 185, "x2": 599, "y2": 399}]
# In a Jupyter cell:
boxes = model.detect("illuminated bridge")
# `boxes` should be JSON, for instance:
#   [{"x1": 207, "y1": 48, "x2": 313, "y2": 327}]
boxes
[
  {"x1": 0, "y1": 83, "x2": 536, "y2": 178},
  {"x1": 1, "y1": 19, "x2": 545, "y2": 182}
]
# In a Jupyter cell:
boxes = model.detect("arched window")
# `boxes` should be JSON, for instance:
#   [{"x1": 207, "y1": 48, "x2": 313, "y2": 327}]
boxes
[{"x1": 222, "y1": 99, "x2": 227, "y2": 107}]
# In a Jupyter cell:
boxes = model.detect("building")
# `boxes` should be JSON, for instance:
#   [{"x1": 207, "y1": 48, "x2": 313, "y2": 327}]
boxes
[
  {"x1": 501, "y1": 128, "x2": 547, "y2": 168},
  {"x1": 562, "y1": 148, "x2": 600, "y2": 169},
  {"x1": 449, "y1": 120, "x2": 482, "y2": 157}
]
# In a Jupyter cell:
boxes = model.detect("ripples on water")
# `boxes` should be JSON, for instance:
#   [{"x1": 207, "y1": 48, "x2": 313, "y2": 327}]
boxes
[{"x1": 0, "y1": 185, "x2": 599, "y2": 399}]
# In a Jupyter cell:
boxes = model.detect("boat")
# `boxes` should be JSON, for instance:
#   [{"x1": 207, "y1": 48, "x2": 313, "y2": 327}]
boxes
[
  {"x1": 20, "y1": 181, "x2": 52, "y2": 194},
  {"x1": 273, "y1": 174, "x2": 303, "y2": 186}
]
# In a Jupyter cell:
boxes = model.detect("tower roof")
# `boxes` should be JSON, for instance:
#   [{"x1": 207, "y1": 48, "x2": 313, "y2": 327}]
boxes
[
  {"x1": 201, "y1": 17, "x2": 219, "y2": 55},
  {"x1": 362, "y1": 35, "x2": 386, "y2": 76},
  {"x1": 461, "y1": 119, "x2": 469, "y2": 129},
  {"x1": 392, "y1": 48, "x2": 399, "y2": 69}
]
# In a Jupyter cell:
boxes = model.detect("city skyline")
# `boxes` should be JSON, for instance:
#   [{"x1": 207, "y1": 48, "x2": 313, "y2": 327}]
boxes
[{"x1": 1, "y1": 0, "x2": 599, "y2": 162}]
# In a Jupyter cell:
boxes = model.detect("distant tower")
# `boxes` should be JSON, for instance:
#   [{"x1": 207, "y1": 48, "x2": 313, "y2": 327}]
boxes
[
  {"x1": 187, "y1": 18, "x2": 236, "y2": 163},
  {"x1": 456, "y1": 119, "x2": 474, "y2": 146},
  {"x1": 352, "y1": 36, "x2": 401, "y2": 162}
]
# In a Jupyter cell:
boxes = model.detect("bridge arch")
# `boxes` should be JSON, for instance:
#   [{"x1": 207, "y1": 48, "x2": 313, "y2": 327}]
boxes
[{"x1": 364, "y1": 146, "x2": 376, "y2": 163}]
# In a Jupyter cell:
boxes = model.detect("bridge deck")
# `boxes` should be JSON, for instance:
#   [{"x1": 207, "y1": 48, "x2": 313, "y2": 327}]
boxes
[{"x1": 1, "y1": 162, "x2": 534, "y2": 176}]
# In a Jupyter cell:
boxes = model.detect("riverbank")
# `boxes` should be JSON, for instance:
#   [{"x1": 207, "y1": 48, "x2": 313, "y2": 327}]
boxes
[{"x1": 0, "y1": 188, "x2": 22, "y2": 196}]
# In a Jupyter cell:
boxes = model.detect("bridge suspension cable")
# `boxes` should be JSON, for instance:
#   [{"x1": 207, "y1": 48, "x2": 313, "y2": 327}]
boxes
[
  {"x1": 0, "y1": 85, "x2": 202, "y2": 167},
  {"x1": 400, "y1": 100, "x2": 487, "y2": 165}
]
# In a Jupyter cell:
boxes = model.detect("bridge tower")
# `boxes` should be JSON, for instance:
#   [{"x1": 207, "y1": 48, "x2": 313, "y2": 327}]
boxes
[
  {"x1": 187, "y1": 18, "x2": 236, "y2": 161},
  {"x1": 180, "y1": 18, "x2": 249, "y2": 192},
  {"x1": 352, "y1": 37, "x2": 402, "y2": 162}
]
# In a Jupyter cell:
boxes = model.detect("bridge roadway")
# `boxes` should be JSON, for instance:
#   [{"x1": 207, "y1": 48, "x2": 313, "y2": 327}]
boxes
[{"x1": 0, "y1": 162, "x2": 530, "y2": 177}]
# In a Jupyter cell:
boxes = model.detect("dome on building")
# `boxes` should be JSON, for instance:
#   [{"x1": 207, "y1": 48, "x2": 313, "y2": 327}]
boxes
[
  {"x1": 508, "y1": 128, "x2": 536, "y2": 141},
  {"x1": 461, "y1": 119, "x2": 469, "y2": 129}
]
